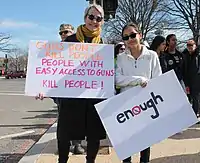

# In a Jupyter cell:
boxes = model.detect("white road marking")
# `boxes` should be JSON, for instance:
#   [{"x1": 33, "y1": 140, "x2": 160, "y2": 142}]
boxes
[
  {"x1": 0, "y1": 93, "x2": 24, "y2": 96},
  {"x1": 0, "y1": 130, "x2": 35, "y2": 140},
  {"x1": 0, "y1": 91, "x2": 24, "y2": 93}
]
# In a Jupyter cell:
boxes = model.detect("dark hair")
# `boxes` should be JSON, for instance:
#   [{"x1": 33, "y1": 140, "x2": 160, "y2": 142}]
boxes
[
  {"x1": 166, "y1": 34, "x2": 176, "y2": 47},
  {"x1": 121, "y1": 22, "x2": 141, "y2": 37},
  {"x1": 150, "y1": 36, "x2": 165, "y2": 52},
  {"x1": 115, "y1": 43, "x2": 124, "y2": 57}
]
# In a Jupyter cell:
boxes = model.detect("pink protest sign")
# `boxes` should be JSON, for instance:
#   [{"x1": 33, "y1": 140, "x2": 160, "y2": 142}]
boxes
[{"x1": 25, "y1": 41, "x2": 115, "y2": 98}]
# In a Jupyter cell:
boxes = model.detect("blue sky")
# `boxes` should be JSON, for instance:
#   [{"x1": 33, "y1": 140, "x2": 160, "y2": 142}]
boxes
[{"x1": 0, "y1": 0, "x2": 89, "y2": 57}]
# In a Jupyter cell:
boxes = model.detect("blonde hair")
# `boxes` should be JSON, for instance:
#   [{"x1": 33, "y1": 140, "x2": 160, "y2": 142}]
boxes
[{"x1": 84, "y1": 4, "x2": 104, "y2": 20}]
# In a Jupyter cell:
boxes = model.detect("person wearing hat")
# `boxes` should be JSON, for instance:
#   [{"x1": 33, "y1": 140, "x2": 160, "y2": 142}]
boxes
[
  {"x1": 59, "y1": 24, "x2": 75, "y2": 41},
  {"x1": 59, "y1": 23, "x2": 85, "y2": 154},
  {"x1": 37, "y1": 23, "x2": 85, "y2": 155}
]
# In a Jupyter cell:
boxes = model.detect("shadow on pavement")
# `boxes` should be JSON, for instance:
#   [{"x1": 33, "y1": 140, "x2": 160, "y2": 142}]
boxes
[
  {"x1": 169, "y1": 128, "x2": 200, "y2": 140},
  {"x1": 22, "y1": 110, "x2": 57, "y2": 119},
  {"x1": 0, "y1": 153, "x2": 24, "y2": 163},
  {"x1": 169, "y1": 123, "x2": 200, "y2": 140},
  {"x1": 27, "y1": 108, "x2": 58, "y2": 113},
  {"x1": 151, "y1": 152, "x2": 200, "y2": 163},
  {"x1": 11, "y1": 134, "x2": 43, "y2": 141},
  {"x1": 22, "y1": 113, "x2": 57, "y2": 119},
  {"x1": 0, "y1": 124, "x2": 50, "y2": 130}
]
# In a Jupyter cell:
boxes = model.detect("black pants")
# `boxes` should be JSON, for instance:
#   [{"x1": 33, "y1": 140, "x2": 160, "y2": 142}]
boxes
[
  {"x1": 56, "y1": 103, "x2": 82, "y2": 149},
  {"x1": 123, "y1": 147, "x2": 150, "y2": 163},
  {"x1": 191, "y1": 93, "x2": 200, "y2": 115},
  {"x1": 57, "y1": 138, "x2": 100, "y2": 163}
]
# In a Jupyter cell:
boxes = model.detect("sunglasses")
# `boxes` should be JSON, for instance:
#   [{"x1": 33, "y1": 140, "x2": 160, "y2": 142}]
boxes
[
  {"x1": 122, "y1": 33, "x2": 137, "y2": 41},
  {"x1": 88, "y1": 14, "x2": 103, "y2": 22},
  {"x1": 59, "y1": 30, "x2": 71, "y2": 35},
  {"x1": 119, "y1": 47, "x2": 125, "y2": 51},
  {"x1": 187, "y1": 44, "x2": 194, "y2": 47}
]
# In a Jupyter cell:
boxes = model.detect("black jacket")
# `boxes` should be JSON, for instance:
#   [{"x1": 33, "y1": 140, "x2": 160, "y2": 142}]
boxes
[
  {"x1": 159, "y1": 53, "x2": 168, "y2": 73},
  {"x1": 58, "y1": 34, "x2": 106, "y2": 140},
  {"x1": 164, "y1": 49, "x2": 185, "y2": 81},
  {"x1": 182, "y1": 48, "x2": 200, "y2": 93}
]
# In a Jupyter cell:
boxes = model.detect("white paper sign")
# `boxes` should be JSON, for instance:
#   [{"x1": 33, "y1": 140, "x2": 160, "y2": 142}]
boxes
[
  {"x1": 25, "y1": 41, "x2": 114, "y2": 98},
  {"x1": 95, "y1": 70, "x2": 198, "y2": 160}
]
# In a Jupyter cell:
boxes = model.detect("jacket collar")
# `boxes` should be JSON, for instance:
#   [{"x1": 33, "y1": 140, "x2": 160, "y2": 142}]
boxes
[{"x1": 124, "y1": 45, "x2": 150, "y2": 59}]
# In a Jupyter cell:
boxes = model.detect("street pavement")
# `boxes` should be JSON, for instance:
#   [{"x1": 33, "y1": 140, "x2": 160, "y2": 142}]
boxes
[
  {"x1": 19, "y1": 121, "x2": 200, "y2": 163},
  {"x1": 0, "y1": 78, "x2": 57, "y2": 163},
  {"x1": 3, "y1": 78, "x2": 200, "y2": 163}
]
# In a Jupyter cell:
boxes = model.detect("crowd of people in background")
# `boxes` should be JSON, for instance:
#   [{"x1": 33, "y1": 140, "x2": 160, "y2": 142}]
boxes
[
  {"x1": 115, "y1": 34, "x2": 200, "y2": 119},
  {"x1": 35, "y1": 2, "x2": 200, "y2": 163}
]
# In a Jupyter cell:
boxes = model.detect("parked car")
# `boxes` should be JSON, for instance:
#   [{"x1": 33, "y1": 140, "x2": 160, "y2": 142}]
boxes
[{"x1": 5, "y1": 71, "x2": 26, "y2": 79}]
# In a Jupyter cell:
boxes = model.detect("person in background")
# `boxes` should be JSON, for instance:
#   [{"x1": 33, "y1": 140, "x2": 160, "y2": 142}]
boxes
[
  {"x1": 115, "y1": 42, "x2": 126, "y2": 59},
  {"x1": 164, "y1": 34, "x2": 186, "y2": 91},
  {"x1": 52, "y1": 24, "x2": 75, "y2": 106},
  {"x1": 150, "y1": 35, "x2": 167, "y2": 73},
  {"x1": 59, "y1": 24, "x2": 75, "y2": 42},
  {"x1": 59, "y1": 24, "x2": 85, "y2": 154},
  {"x1": 182, "y1": 39, "x2": 200, "y2": 116},
  {"x1": 115, "y1": 22, "x2": 162, "y2": 163},
  {"x1": 36, "y1": 24, "x2": 85, "y2": 155},
  {"x1": 114, "y1": 42, "x2": 126, "y2": 94},
  {"x1": 143, "y1": 40, "x2": 150, "y2": 49}
]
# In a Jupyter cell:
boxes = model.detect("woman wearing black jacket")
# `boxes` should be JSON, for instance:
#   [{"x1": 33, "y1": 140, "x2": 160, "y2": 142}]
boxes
[
  {"x1": 57, "y1": 4, "x2": 106, "y2": 163},
  {"x1": 164, "y1": 34, "x2": 186, "y2": 91},
  {"x1": 150, "y1": 35, "x2": 167, "y2": 73}
]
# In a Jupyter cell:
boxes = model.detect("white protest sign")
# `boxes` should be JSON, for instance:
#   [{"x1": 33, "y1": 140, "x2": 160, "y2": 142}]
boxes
[
  {"x1": 25, "y1": 41, "x2": 114, "y2": 98},
  {"x1": 95, "y1": 70, "x2": 198, "y2": 160}
]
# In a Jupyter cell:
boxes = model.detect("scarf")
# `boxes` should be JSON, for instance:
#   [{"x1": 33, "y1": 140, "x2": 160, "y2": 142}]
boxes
[{"x1": 76, "y1": 24, "x2": 101, "y2": 43}]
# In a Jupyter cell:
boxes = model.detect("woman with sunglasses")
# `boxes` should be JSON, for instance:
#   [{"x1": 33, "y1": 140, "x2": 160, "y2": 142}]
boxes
[
  {"x1": 115, "y1": 22, "x2": 162, "y2": 163},
  {"x1": 57, "y1": 4, "x2": 106, "y2": 163}
]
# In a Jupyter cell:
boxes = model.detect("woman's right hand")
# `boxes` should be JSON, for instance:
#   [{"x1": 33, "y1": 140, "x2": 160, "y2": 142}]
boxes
[
  {"x1": 35, "y1": 93, "x2": 45, "y2": 100},
  {"x1": 140, "y1": 81, "x2": 147, "y2": 88}
]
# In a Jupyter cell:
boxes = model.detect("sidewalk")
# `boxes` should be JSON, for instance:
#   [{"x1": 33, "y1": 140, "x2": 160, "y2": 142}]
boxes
[{"x1": 19, "y1": 122, "x2": 200, "y2": 163}]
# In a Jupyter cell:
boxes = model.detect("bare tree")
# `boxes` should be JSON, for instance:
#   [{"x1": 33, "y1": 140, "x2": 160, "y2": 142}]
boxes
[
  {"x1": 165, "y1": 0, "x2": 200, "y2": 43},
  {"x1": 8, "y1": 47, "x2": 27, "y2": 72},
  {"x1": 103, "y1": 0, "x2": 170, "y2": 43},
  {"x1": 0, "y1": 33, "x2": 11, "y2": 53}
]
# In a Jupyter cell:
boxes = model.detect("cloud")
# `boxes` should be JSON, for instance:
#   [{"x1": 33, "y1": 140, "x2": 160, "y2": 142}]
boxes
[
  {"x1": 0, "y1": 20, "x2": 38, "y2": 28},
  {"x1": 0, "y1": 19, "x2": 61, "y2": 52}
]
